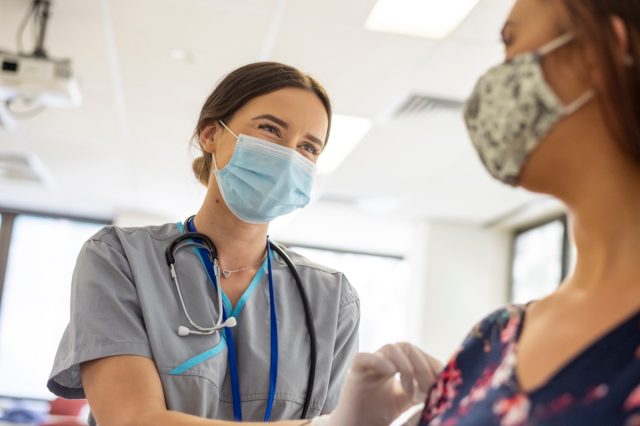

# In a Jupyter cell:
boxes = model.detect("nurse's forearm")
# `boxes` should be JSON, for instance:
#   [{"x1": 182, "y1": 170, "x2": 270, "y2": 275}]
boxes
[{"x1": 81, "y1": 356, "x2": 311, "y2": 426}]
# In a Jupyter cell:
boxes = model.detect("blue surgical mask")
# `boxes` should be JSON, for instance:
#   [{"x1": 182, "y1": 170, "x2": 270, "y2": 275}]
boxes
[{"x1": 211, "y1": 121, "x2": 316, "y2": 224}]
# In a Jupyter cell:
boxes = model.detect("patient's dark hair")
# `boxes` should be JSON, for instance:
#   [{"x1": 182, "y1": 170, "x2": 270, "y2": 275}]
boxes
[{"x1": 561, "y1": 1, "x2": 640, "y2": 161}]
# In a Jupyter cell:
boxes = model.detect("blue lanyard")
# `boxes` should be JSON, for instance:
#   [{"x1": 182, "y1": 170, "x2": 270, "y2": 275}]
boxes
[{"x1": 187, "y1": 218, "x2": 278, "y2": 421}]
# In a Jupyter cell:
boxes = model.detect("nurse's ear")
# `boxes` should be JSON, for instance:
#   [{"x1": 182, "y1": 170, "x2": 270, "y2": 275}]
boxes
[{"x1": 199, "y1": 123, "x2": 221, "y2": 155}]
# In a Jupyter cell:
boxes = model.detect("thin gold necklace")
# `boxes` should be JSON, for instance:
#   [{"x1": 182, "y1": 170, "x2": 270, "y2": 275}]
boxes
[{"x1": 220, "y1": 251, "x2": 267, "y2": 279}]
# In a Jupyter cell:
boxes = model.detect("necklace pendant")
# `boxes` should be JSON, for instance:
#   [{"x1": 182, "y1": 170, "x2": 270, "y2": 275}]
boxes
[{"x1": 222, "y1": 270, "x2": 232, "y2": 279}]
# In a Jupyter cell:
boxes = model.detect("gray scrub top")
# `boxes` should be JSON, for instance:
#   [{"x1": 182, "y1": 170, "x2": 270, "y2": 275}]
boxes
[{"x1": 47, "y1": 223, "x2": 360, "y2": 424}]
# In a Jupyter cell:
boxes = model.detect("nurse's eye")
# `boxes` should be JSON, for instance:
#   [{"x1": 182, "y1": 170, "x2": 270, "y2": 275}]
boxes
[
  {"x1": 258, "y1": 123, "x2": 281, "y2": 137},
  {"x1": 298, "y1": 142, "x2": 320, "y2": 158}
]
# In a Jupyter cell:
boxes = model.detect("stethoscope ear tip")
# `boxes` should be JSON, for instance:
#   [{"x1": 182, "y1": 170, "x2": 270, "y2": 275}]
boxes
[{"x1": 177, "y1": 326, "x2": 190, "y2": 336}]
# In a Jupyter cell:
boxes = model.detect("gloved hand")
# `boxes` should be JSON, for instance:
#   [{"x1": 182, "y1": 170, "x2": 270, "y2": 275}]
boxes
[{"x1": 315, "y1": 342, "x2": 442, "y2": 426}]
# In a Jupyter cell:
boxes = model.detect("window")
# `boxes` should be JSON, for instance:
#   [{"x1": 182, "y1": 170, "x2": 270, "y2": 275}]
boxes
[
  {"x1": 0, "y1": 212, "x2": 108, "y2": 399},
  {"x1": 288, "y1": 245, "x2": 412, "y2": 353},
  {"x1": 510, "y1": 217, "x2": 569, "y2": 304}
]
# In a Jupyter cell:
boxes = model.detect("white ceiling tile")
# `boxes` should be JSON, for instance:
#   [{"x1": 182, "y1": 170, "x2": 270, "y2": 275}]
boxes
[
  {"x1": 284, "y1": 0, "x2": 378, "y2": 26},
  {"x1": 269, "y1": 17, "x2": 437, "y2": 117},
  {"x1": 324, "y1": 111, "x2": 471, "y2": 196},
  {"x1": 322, "y1": 109, "x2": 538, "y2": 223},
  {"x1": 411, "y1": 40, "x2": 503, "y2": 101},
  {"x1": 449, "y1": 0, "x2": 516, "y2": 43}
]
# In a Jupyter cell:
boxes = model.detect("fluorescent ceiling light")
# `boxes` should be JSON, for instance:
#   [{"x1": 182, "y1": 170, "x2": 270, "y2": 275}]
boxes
[
  {"x1": 365, "y1": 0, "x2": 481, "y2": 40},
  {"x1": 319, "y1": 114, "x2": 372, "y2": 175}
]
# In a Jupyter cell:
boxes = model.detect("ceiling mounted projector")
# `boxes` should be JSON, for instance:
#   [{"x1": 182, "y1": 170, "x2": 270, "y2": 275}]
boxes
[
  {"x1": 0, "y1": 51, "x2": 81, "y2": 108},
  {"x1": 0, "y1": 0, "x2": 81, "y2": 130}
]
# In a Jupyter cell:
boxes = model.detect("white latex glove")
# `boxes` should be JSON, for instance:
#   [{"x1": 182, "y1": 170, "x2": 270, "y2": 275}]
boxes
[{"x1": 316, "y1": 342, "x2": 442, "y2": 426}]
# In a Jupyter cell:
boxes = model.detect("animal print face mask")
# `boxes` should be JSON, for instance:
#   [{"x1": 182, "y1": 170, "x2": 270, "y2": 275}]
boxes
[{"x1": 463, "y1": 33, "x2": 594, "y2": 185}]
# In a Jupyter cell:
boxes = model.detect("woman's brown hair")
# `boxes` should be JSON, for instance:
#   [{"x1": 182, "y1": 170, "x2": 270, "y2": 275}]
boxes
[
  {"x1": 191, "y1": 62, "x2": 332, "y2": 186},
  {"x1": 561, "y1": 1, "x2": 640, "y2": 161}
]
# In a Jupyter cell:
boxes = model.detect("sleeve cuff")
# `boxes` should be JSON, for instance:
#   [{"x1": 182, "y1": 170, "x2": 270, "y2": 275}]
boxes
[{"x1": 47, "y1": 341, "x2": 152, "y2": 399}]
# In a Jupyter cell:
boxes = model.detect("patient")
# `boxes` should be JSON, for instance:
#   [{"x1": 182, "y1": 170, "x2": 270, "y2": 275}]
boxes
[
  {"x1": 322, "y1": 0, "x2": 640, "y2": 424},
  {"x1": 307, "y1": 1, "x2": 640, "y2": 424},
  {"x1": 417, "y1": 0, "x2": 640, "y2": 424}
]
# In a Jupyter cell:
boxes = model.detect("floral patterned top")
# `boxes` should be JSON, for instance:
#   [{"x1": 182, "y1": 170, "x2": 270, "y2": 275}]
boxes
[{"x1": 419, "y1": 305, "x2": 640, "y2": 426}]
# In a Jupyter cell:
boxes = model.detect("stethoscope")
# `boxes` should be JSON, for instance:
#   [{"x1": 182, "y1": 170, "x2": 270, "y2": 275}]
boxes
[{"x1": 165, "y1": 216, "x2": 317, "y2": 420}]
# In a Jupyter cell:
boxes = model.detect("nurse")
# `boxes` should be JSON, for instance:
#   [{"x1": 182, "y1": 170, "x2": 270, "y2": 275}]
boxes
[{"x1": 47, "y1": 62, "x2": 361, "y2": 425}]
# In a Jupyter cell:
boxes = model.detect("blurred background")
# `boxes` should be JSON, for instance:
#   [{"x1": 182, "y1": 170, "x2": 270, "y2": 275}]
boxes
[{"x1": 0, "y1": 0, "x2": 574, "y2": 421}]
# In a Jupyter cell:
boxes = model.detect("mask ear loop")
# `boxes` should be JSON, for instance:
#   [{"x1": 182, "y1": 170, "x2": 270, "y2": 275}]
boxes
[
  {"x1": 211, "y1": 150, "x2": 219, "y2": 174},
  {"x1": 210, "y1": 120, "x2": 239, "y2": 173},
  {"x1": 563, "y1": 90, "x2": 595, "y2": 115},
  {"x1": 218, "y1": 120, "x2": 239, "y2": 138},
  {"x1": 537, "y1": 34, "x2": 596, "y2": 116},
  {"x1": 538, "y1": 33, "x2": 575, "y2": 56}
]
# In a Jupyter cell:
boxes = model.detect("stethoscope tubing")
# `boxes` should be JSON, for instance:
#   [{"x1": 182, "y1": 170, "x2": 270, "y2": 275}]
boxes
[
  {"x1": 167, "y1": 235, "x2": 227, "y2": 334},
  {"x1": 269, "y1": 242, "x2": 317, "y2": 419}
]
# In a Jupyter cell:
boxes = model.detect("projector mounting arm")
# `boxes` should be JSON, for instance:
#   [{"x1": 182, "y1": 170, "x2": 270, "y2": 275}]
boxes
[{"x1": 18, "y1": 0, "x2": 53, "y2": 59}]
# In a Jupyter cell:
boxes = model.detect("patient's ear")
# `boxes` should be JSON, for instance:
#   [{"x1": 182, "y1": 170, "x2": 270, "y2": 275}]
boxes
[{"x1": 610, "y1": 15, "x2": 631, "y2": 65}]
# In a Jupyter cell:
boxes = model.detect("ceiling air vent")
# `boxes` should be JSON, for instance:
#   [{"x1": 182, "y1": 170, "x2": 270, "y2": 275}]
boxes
[
  {"x1": 0, "y1": 153, "x2": 44, "y2": 184},
  {"x1": 392, "y1": 94, "x2": 465, "y2": 118}
]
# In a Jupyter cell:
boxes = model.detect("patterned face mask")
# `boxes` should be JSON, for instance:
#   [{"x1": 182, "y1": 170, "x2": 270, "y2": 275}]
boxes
[{"x1": 463, "y1": 33, "x2": 594, "y2": 185}]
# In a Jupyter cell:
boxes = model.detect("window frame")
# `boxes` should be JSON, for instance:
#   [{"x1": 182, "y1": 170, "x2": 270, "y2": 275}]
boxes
[
  {"x1": 508, "y1": 214, "x2": 570, "y2": 303},
  {"x1": 281, "y1": 242, "x2": 413, "y2": 352},
  {"x1": 0, "y1": 207, "x2": 111, "y2": 319}
]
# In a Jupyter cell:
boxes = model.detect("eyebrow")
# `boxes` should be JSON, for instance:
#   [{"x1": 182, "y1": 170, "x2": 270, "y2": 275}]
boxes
[{"x1": 252, "y1": 114, "x2": 325, "y2": 148}]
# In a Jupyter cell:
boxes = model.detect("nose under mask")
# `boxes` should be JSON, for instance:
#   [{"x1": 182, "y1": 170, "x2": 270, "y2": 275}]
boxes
[{"x1": 211, "y1": 121, "x2": 317, "y2": 224}]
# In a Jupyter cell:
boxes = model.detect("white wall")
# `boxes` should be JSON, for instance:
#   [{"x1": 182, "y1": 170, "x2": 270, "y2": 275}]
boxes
[
  {"x1": 115, "y1": 209, "x2": 176, "y2": 227},
  {"x1": 270, "y1": 200, "x2": 414, "y2": 257},
  {"x1": 276, "y1": 206, "x2": 513, "y2": 362},
  {"x1": 412, "y1": 221, "x2": 511, "y2": 361}
]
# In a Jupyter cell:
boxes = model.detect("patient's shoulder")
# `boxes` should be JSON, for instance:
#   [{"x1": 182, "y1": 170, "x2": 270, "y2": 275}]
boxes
[{"x1": 463, "y1": 304, "x2": 526, "y2": 348}]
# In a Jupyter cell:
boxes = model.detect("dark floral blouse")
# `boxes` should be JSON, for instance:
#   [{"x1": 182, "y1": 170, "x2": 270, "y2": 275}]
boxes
[{"x1": 419, "y1": 305, "x2": 640, "y2": 426}]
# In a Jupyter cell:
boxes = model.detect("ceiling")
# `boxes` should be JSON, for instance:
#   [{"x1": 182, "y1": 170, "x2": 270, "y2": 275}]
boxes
[{"x1": 0, "y1": 0, "x2": 539, "y2": 225}]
